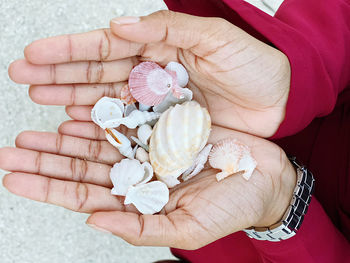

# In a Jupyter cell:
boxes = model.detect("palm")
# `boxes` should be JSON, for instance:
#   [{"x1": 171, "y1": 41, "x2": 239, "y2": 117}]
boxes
[
  {"x1": 9, "y1": 22, "x2": 289, "y2": 137},
  {"x1": 0, "y1": 123, "x2": 294, "y2": 249}
]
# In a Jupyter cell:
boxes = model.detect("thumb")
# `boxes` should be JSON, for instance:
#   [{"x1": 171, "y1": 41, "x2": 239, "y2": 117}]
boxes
[{"x1": 110, "y1": 10, "x2": 242, "y2": 52}]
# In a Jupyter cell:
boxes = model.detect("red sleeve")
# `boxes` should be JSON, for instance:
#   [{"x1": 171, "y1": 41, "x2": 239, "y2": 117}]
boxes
[
  {"x1": 250, "y1": 198, "x2": 350, "y2": 263},
  {"x1": 165, "y1": 0, "x2": 350, "y2": 138},
  {"x1": 223, "y1": 0, "x2": 350, "y2": 138}
]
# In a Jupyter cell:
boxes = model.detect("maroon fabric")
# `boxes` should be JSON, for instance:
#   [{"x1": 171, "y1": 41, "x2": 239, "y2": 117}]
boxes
[{"x1": 164, "y1": 0, "x2": 350, "y2": 262}]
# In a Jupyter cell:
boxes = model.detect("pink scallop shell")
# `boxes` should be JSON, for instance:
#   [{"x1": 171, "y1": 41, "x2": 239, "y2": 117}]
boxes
[{"x1": 128, "y1": 62, "x2": 181, "y2": 106}]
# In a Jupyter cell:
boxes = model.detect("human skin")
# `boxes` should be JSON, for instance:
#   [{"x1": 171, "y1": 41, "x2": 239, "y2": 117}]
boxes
[{"x1": 2, "y1": 11, "x2": 296, "y2": 249}]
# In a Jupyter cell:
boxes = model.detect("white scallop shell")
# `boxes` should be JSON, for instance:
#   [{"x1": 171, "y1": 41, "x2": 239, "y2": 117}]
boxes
[
  {"x1": 110, "y1": 159, "x2": 153, "y2": 196},
  {"x1": 153, "y1": 88, "x2": 193, "y2": 113},
  {"x1": 136, "y1": 147, "x2": 150, "y2": 163},
  {"x1": 124, "y1": 181, "x2": 169, "y2": 214},
  {"x1": 165, "y1": 61, "x2": 189, "y2": 88},
  {"x1": 149, "y1": 101, "x2": 211, "y2": 187},
  {"x1": 209, "y1": 138, "x2": 257, "y2": 181},
  {"x1": 91, "y1": 97, "x2": 124, "y2": 129}
]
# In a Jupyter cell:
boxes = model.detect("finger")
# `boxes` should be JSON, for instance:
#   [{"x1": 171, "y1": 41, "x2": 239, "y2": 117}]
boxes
[
  {"x1": 110, "y1": 11, "x2": 238, "y2": 56},
  {"x1": 15, "y1": 131, "x2": 121, "y2": 165},
  {"x1": 0, "y1": 147, "x2": 112, "y2": 187},
  {"x1": 29, "y1": 82, "x2": 125, "y2": 106},
  {"x1": 58, "y1": 121, "x2": 107, "y2": 140},
  {"x1": 87, "y1": 210, "x2": 196, "y2": 248},
  {"x1": 24, "y1": 29, "x2": 143, "y2": 64},
  {"x1": 58, "y1": 121, "x2": 137, "y2": 141},
  {"x1": 3, "y1": 172, "x2": 122, "y2": 213},
  {"x1": 9, "y1": 58, "x2": 135, "y2": 85},
  {"x1": 66, "y1": 106, "x2": 93, "y2": 121}
]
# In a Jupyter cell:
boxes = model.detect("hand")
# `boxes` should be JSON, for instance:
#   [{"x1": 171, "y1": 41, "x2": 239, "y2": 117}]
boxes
[
  {"x1": 0, "y1": 124, "x2": 296, "y2": 249},
  {"x1": 9, "y1": 11, "x2": 290, "y2": 137}
]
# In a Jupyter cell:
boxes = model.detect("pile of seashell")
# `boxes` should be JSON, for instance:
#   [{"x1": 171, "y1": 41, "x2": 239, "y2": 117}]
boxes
[{"x1": 91, "y1": 61, "x2": 257, "y2": 214}]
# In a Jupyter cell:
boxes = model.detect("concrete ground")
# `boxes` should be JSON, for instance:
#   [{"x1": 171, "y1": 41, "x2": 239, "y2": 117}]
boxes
[{"x1": 0, "y1": 0, "x2": 178, "y2": 262}]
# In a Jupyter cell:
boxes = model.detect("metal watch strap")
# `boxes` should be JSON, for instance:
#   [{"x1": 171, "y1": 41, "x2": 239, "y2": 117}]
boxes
[{"x1": 243, "y1": 157, "x2": 315, "y2": 241}]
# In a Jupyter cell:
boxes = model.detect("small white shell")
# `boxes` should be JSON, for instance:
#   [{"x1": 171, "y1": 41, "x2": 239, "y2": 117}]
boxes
[
  {"x1": 149, "y1": 101, "x2": 211, "y2": 187},
  {"x1": 131, "y1": 136, "x2": 149, "y2": 152},
  {"x1": 124, "y1": 103, "x2": 137, "y2": 117},
  {"x1": 105, "y1": 128, "x2": 134, "y2": 159},
  {"x1": 124, "y1": 181, "x2": 169, "y2": 214},
  {"x1": 91, "y1": 97, "x2": 124, "y2": 129},
  {"x1": 209, "y1": 138, "x2": 257, "y2": 181},
  {"x1": 165, "y1": 61, "x2": 189, "y2": 88},
  {"x1": 182, "y1": 144, "x2": 212, "y2": 181},
  {"x1": 104, "y1": 110, "x2": 161, "y2": 129},
  {"x1": 137, "y1": 124, "x2": 153, "y2": 146},
  {"x1": 110, "y1": 159, "x2": 153, "y2": 196},
  {"x1": 139, "y1": 103, "x2": 152, "y2": 112},
  {"x1": 153, "y1": 88, "x2": 193, "y2": 113},
  {"x1": 135, "y1": 147, "x2": 150, "y2": 163}
]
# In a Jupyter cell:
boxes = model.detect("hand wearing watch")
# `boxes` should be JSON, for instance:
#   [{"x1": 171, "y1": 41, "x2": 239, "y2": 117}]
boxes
[{"x1": 243, "y1": 157, "x2": 315, "y2": 242}]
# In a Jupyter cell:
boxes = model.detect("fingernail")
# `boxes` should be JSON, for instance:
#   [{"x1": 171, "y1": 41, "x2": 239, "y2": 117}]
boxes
[
  {"x1": 87, "y1": 223, "x2": 111, "y2": 234},
  {"x1": 111, "y1": 16, "x2": 140, "y2": 25}
]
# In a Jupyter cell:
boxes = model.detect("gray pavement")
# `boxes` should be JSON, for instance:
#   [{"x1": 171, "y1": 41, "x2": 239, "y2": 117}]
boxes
[{"x1": 0, "y1": 0, "x2": 178, "y2": 262}]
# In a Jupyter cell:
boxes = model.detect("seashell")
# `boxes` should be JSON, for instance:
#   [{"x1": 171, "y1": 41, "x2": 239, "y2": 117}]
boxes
[
  {"x1": 131, "y1": 136, "x2": 149, "y2": 152},
  {"x1": 209, "y1": 138, "x2": 257, "y2": 181},
  {"x1": 165, "y1": 61, "x2": 189, "y2": 88},
  {"x1": 91, "y1": 97, "x2": 124, "y2": 129},
  {"x1": 139, "y1": 103, "x2": 151, "y2": 112},
  {"x1": 124, "y1": 181, "x2": 169, "y2": 214},
  {"x1": 124, "y1": 103, "x2": 137, "y2": 117},
  {"x1": 153, "y1": 88, "x2": 193, "y2": 113},
  {"x1": 128, "y1": 62, "x2": 183, "y2": 106},
  {"x1": 137, "y1": 124, "x2": 153, "y2": 146},
  {"x1": 110, "y1": 159, "x2": 153, "y2": 196},
  {"x1": 135, "y1": 147, "x2": 150, "y2": 163},
  {"x1": 149, "y1": 101, "x2": 211, "y2": 187},
  {"x1": 102, "y1": 109, "x2": 161, "y2": 129},
  {"x1": 120, "y1": 84, "x2": 137, "y2": 105},
  {"x1": 182, "y1": 144, "x2": 213, "y2": 181},
  {"x1": 105, "y1": 128, "x2": 135, "y2": 159}
]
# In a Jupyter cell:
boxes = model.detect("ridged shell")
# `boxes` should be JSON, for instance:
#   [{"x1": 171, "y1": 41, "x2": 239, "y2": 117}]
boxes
[
  {"x1": 165, "y1": 61, "x2": 189, "y2": 88},
  {"x1": 124, "y1": 181, "x2": 169, "y2": 214},
  {"x1": 110, "y1": 159, "x2": 153, "y2": 196},
  {"x1": 149, "y1": 101, "x2": 211, "y2": 187},
  {"x1": 91, "y1": 97, "x2": 124, "y2": 129},
  {"x1": 128, "y1": 62, "x2": 179, "y2": 106},
  {"x1": 209, "y1": 138, "x2": 257, "y2": 181}
]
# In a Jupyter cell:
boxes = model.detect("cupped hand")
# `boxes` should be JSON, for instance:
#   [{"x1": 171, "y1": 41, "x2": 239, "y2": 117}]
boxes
[
  {"x1": 0, "y1": 122, "x2": 296, "y2": 249},
  {"x1": 9, "y1": 11, "x2": 290, "y2": 137}
]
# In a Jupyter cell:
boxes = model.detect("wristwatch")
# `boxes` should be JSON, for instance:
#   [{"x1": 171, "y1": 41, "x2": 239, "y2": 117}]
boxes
[{"x1": 243, "y1": 156, "x2": 315, "y2": 242}]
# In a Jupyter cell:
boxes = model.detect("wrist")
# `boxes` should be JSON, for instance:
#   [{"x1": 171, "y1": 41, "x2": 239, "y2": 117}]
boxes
[
  {"x1": 244, "y1": 157, "x2": 315, "y2": 241},
  {"x1": 254, "y1": 157, "x2": 297, "y2": 228}
]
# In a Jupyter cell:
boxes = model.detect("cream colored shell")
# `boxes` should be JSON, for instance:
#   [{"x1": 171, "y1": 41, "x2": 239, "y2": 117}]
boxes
[{"x1": 149, "y1": 101, "x2": 211, "y2": 187}]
